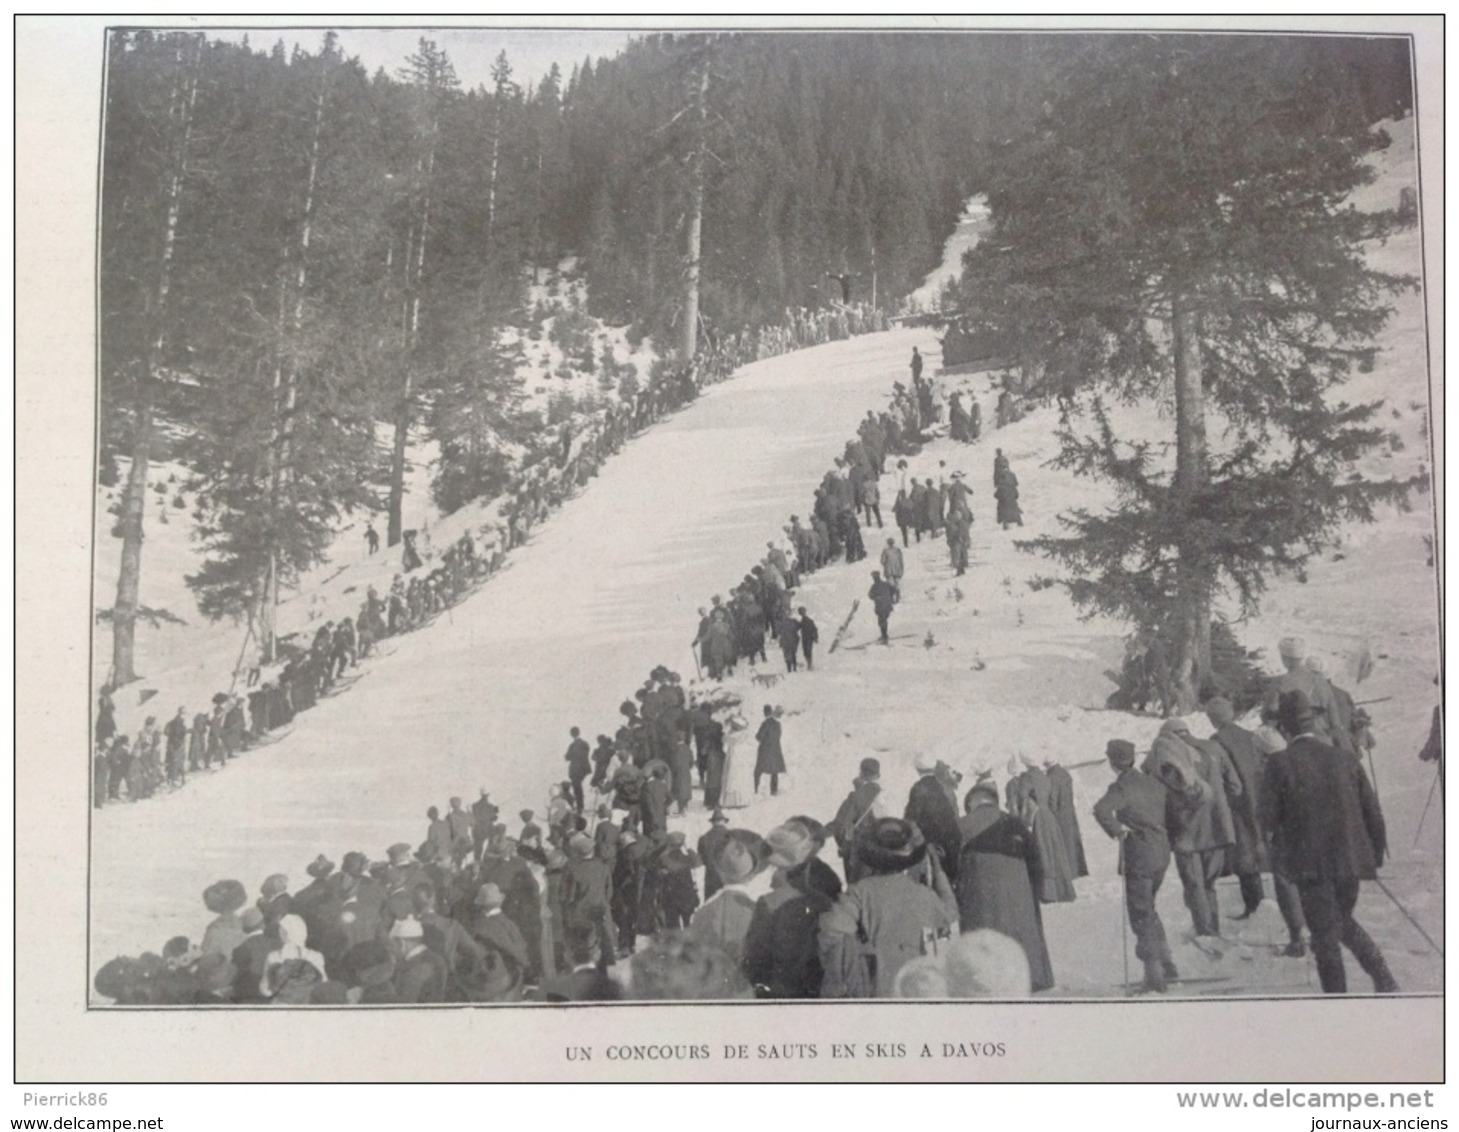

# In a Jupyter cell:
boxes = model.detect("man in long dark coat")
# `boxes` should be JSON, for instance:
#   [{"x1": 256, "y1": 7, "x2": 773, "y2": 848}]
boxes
[
  {"x1": 868, "y1": 572, "x2": 896, "y2": 644},
  {"x1": 1262, "y1": 691, "x2": 1397, "y2": 994},
  {"x1": 668, "y1": 737, "x2": 694, "y2": 816},
  {"x1": 797, "y1": 607, "x2": 819, "y2": 671},
  {"x1": 955, "y1": 777, "x2": 1054, "y2": 992},
  {"x1": 561, "y1": 834, "x2": 617, "y2": 967},
  {"x1": 1093, "y1": 739, "x2": 1179, "y2": 993},
  {"x1": 697, "y1": 810, "x2": 733, "y2": 900},
  {"x1": 564, "y1": 727, "x2": 592, "y2": 813},
  {"x1": 641, "y1": 762, "x2": 671, "y2": 837},
  {"x1": 776, "y1": 608, "x2": 802, "y2": 673},
  {"x1": 1204, "y1": 698, "x2": 1268, "y2": 917},
  {"x1": 908, "y1": 479, "x2": 929, "y2": 542},
  {"x1": 905, "y1": 755, "x2": 963, "y2": 881},
  {"x1": 754, "y1": 706, "x2": 786, "y2": 796},
  {"x1": 479, "y1": 838, "x2": 543, "y2": 983}
]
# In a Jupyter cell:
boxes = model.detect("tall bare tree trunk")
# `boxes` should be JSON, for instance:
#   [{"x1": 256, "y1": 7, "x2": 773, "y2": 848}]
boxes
[
  {"x1": 388, "y1": 112, "x2": 438, "y2": 548},
  {"x1": 681, "y1": 60, "x2": 709, "y2": 364},
  {"x1": 1171, "y1": 293, "x2": 1212, "y2": 711},
  {"x1": 110, "y1": 35, "x2": 200, "y2": 687},
  {"x1": 259, "y1": 55, "x2": 329, "y2": 663}
]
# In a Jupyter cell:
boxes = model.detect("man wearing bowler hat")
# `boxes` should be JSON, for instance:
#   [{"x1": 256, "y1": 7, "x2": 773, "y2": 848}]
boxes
[
  {"x1": 1262, "y1": 690, "x2": 1397, "y2": 994},
  {"x1": 1093, "y1": 738, "x2": 1179, "y2": 994}
]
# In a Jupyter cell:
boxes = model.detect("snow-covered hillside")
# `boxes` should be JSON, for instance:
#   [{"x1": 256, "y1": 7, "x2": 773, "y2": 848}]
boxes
[{"x1": 90, "y1": 117, "x2": 1440, "y2": 1005}]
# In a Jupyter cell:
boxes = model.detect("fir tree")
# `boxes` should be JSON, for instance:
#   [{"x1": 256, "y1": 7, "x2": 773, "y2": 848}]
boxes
[{"x1": 957, "y1": 35, "x2": 1417, "y2": 709}]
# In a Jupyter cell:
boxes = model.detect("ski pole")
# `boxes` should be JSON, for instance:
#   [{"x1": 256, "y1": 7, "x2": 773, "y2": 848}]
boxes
[
  {"x1": 1413, "y1": 762, "x2": 1441, "y2": 848},
  {"x1": 1372, "y1": 876, "x2": 1443, "y2": 957},
  {"x1": 1119, "y1": 839, "x2": 1130, "y2": 995}
]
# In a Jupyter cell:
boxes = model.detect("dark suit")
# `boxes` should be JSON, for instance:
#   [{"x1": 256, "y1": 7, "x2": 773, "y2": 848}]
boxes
[
  {"x1": 905, "y1": 774, "x2": 963, "y2": 881},
  {"x1": 1262, "y1": 734, "x2": 1394, "y2": 993},
  {"x1": 1094, "y1": 768, "x2": 1174, "y2": 989}
]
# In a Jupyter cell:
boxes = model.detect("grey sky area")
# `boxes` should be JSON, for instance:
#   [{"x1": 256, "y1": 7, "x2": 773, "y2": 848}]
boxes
[{"x1": 199, "y1": 25, "x2": 639, "y2": 90}]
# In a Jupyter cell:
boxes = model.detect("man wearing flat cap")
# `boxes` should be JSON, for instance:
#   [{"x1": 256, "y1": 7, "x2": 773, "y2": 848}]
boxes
[
  {"x1": 1262, "y1": 691, "x2": 1397, "y2": 994},
  {"x1": 1093, "y1": 738, "x2": 1179, "y2": 993}
]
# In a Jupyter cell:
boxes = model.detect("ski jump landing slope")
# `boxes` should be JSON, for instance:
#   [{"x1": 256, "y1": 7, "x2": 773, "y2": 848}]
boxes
[{"x1": 89, "y1": 328, "x2": 935, "y2": 963}]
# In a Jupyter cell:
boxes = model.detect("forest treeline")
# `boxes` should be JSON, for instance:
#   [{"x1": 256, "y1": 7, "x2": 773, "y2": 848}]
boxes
[{"x1": 97, "y1": 28, "x2": 1412, "y2": 682}]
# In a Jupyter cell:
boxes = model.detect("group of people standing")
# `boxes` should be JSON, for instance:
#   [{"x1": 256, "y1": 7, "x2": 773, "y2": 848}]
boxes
[
  {"x1": 93, "y1": 690, "x2": 249, "y2": 805},
  {"x1": 1094, "y1": 640, "x2": 1399, "y2": 996}
]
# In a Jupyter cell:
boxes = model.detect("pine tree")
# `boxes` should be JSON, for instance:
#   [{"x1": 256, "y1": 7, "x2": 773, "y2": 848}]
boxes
[
  {"x1": 100, "y1": 30, "x2": 204, "y2": 687},
  {"x1": 182, "y1": 37, "x2": 383, "y2": 648},
  {"x1": 385, "y1": 39, "x2": 459, "y2": 548},
  {"x1": 957, "y1": 35, "x2": 1417, "y2": 709}
]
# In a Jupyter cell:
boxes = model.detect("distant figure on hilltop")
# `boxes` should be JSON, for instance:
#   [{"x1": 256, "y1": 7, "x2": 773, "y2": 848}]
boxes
[
  {"x1": 365, "y1": 523, "x2": 379, "y2": 555},
  {"x1": 910, "y1": 346, "x2": 923, "y2": 382}
]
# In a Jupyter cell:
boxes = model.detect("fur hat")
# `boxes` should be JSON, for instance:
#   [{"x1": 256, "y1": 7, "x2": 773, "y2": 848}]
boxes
[
  {"x1": 858, "y1": 757, "x2": 881, "y2": 780},
  {"x1": 202, "y1": 879, "x2": 247, "y2": 916},
  {"x1": 856, "y1": 818, "x2": 927, "y2": 874},
  {"x1": 305, "y1": 855, "x2": 335, "y2": 880},
  {"x1": 474, "y1": 882, "x2": 506, "y2": 909},
  {"x1": 341, "y1": 851, "x2": 369, "y2": 877},
  {"x1": 260, "y1": 874, "x2": 289, "y2": 899},
  {"x1": 1159, "y1": 717, "x2": 1191, "y2": 736}
]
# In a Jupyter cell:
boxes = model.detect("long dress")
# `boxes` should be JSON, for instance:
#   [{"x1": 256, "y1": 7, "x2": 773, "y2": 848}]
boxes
[
  {"x1": 719, "y1": 718, "x2": 753, "y2": 809},
  {"x1": 955, "y1": 804, "x2": 1055, "y2": 992},
  {"x1": 1006, "y1": 769, "x2": 1077, "y2": 904},
  {"x1": 1044, "y1": 763, "x2": 1089, "y2": 878}
]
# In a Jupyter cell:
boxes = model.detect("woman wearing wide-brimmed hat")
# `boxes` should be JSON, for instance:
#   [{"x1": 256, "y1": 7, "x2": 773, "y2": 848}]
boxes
[{"x1": 819, "y1": 818, "x2": 957, "y2": 998}]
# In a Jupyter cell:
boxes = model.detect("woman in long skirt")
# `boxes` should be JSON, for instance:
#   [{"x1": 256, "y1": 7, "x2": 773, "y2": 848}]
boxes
[{"x1": 719, "y1": 716, "x2": 753, "y2": 809}]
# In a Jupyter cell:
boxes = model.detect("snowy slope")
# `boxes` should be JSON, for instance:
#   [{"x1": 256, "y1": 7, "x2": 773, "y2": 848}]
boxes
[{"x1": 90, "y1": 118, "x2": 1439, "y2": 1001}]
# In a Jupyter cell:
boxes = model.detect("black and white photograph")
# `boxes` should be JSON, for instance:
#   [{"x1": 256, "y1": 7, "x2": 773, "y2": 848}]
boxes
[{"x1": 15, "y1": 15, "x2": 1444, "y2": 1088}]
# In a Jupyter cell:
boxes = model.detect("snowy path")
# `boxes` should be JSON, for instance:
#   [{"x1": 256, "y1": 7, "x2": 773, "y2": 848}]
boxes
[{"x1": 89, "y1": 328, "x2": 940, "y2": 964}]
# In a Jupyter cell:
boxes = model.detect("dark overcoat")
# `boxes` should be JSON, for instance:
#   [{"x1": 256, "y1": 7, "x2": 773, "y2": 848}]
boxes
[
  {"x1": 905, "y1": 775, "x2": 963, "y2": 880},
  {"x1": 955, "y1": 804, "x2": 1055, "y2": 992},
  {"x1": 1261, "y1": 735, "x2": 1385, "y2": 882},
  {"x1": 755, "y1": 718, "x2": 787, "y2": 775},
  {"x1": 1006, "y1": 768, "x2": 1076, "y2": 903},
  {"x1": 1211, "y1": 721, "x2": 1268, "y2": 874}
]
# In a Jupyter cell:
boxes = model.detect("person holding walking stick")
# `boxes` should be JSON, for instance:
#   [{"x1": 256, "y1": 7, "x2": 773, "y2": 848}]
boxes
[{"x1": 1093, "y1": 739, "x2": 1178, "y2": 995}]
